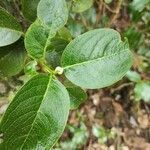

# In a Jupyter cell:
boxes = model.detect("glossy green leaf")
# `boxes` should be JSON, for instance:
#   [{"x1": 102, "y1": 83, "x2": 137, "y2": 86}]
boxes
[
  {"x1": 21, "y1": 0, "x2": 40, "y2": 22},
  {"x1": 37, "y1": 0, "x2": 68, "y2": 31},
  {"x1": 0, "y1": 7, "x2": 22, "y2": 47},
  {"x1": 0, "y1": 74, "x2": 70, "y2": 149},
  {"x1": 0, "y1": 40, "x2": 26, "y2": 77},
  {"x1": 25, "y1": 20, "x2": 52, "y2": 59},
  {"x1": 72, "y1": 0, "x2": 93, "y2": 13},
  {"x1": 67, "y1": 86, "x2": 87, "y2": 110},
  {"x1": 61, "y1": 29, "x2": 133, "y2": 89}
]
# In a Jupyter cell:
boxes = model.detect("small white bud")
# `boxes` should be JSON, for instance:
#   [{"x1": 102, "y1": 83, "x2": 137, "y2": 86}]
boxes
[{"x1": 55, "y1": 66, "x2": 64, "y2": 75}]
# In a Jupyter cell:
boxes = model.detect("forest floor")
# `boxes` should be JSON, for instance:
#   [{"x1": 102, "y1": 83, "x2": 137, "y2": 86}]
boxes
[{"x1": 58, "y1": 83, "x2": 150, "y2": 150}]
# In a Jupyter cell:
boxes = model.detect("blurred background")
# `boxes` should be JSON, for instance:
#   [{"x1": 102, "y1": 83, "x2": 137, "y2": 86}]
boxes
[{"x1": 0, "y1": 0, "x2": 150, "y2": 149}]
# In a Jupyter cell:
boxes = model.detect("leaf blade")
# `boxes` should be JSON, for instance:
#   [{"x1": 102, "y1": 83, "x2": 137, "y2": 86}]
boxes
[
  {"x1": 0, "y1": 40, "x2": 26, "y2": 77},
  {"x1": 0, "y1": 74, "x2": 70, "y2": 149},
  {"x1": 21, "y1": 0, "x2": 40, "y2": 22},
  {"x1": 67, "y1": 86, "x2": 87, "y2": 110},
  {"x1": 37, "y1": 0, "x2": 68, "y2": 31},
  {"x1": 0, "y1": 7, "x2": 22, "y2": 46},
  {"x1": 25, "y1": 20, "x2": 50, "y2": 59},
  {"x1": 72, "y1": 0, "x2": 93, "y2": 13},
  {"x1": 61, "y1": 29, "x2": 133, "y2": 89}
]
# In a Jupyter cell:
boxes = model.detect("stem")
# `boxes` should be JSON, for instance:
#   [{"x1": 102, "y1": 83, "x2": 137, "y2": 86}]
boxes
[{"x1": 38, "y1": 60, "x2": 55, "y2": 75}]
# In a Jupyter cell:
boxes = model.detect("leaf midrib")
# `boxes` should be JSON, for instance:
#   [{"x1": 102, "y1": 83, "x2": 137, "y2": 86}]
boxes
[
  {"x1": 63, "y1": 49, "x2": 130, "y2": 70},
  {"x1": 20, "y1": 75, "x2": 53, "y2": 149}
]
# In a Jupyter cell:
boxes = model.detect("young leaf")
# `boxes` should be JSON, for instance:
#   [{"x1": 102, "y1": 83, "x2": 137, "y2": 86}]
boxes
[
  {"x1": 37, "y1": 0, "x2": 68, "y2": 31},
  {"x1": 21, "y1": 0, "x2": 40, "y2": 22},
  {"x1": 0, "y1": 40, "x2": 26, "y2": 77},
  {"x1": 46, "y1": 37, "x2": 69, "y2": 68},
  {"x1": 0, "y1": 7, "x2": 22, "y2": 47},
  {"x1": 61, "y1": 29, "x2": 133, "y2": 89},
  {"x1": 58, "y1": 27, "x2": 72, "y2": 41},
  {"x1": 25, "y1": 20, "x2": 50, "y2": 59},
  {"x1": 72, "y1": 0, "x2": 93, "y2": 13},
  {"x1": 67, "y1": 86, "x2": 87, "y2": 110},
  {"x1": 0, "y1": 74, "x2": 70, "y2": 149}
]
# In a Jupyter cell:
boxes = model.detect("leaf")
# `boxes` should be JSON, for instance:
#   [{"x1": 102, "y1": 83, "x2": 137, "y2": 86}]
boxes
[
  {"x1": 25, "y1": 20, "x2": 52, "y2": 59},
  {"x1": 46, "y1": 37, "x2": 69, "y2": 68},
  {"x1": 67, "y1": 20, "x2": 85, "y2": 37},
  {"x1": 134, "y1": 81, "x2": 150, "y2": 102},
  {"x1": 104, "y1": 0, "x2": 112, "y2": 4},
  {"x1": 24, "y1": 60, "x2": 38, "y2": 76},
  {"x1": 72, "y1": 0, "x2": 93, "y2": 13},
  {"x1": 58, "y1": 27, "x2": 72, "y2": 41},
  {"x1": 21, "y1": 0, "x2": 40, "y2": 22},
  {"x1": 123, "y1": 27, "x2": 141, "y2": 49},
  {"x1": 67, "y1": 86, "x2": 87, "y2": 110},
  {"x1": 0, "y1": 40, "x2": 26, "y2": 77},
  {"x1": 130, "y1": 0, "x2": 150, "y2": 12},
  {"x1": 25, "y1": 20, "x2": 69, "y2": 60},
  {"x1": 0, "y1": 74, "x2": 70, "y2": 149},
  {"x1": 61, "y1": 29, "x2": 133, "y2": 89},
  {"x1": 126, "y1": 70, "x2": 141, "y2": 83},
  {"x1": 37, "y1": 0, "x2": 68, "y2": 31},
  {"x1": 0, "y1": 7, "x2": 22, "y2": 47},
  {"x1": 47, "y1": 37, "x2": 70, "y2": 53}
]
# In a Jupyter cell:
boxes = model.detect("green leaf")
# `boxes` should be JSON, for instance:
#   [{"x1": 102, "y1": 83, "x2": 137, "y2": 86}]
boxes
[
  {"x1": 47, "y1": 37, "x2": 70, "y2": 53},
  {"x1": 126, "y1": 70, "x2": 141, "y2": 83},
  {"x1": 37, "y1": 0, "x2": 68, "y2": 31},
  {"x1": 130, "y1": 0, "x2": 150, "y2": 12},
  {"x1": 123, "y1": 27, "x2": 141, "y2": 49},
  {"x1": 134, "y1": 81, "x2": 150, "y2": 102},
  {"x1": 67, "y1": 86, "x2": 87, "y2": 110},
  {"x1": 0, "y1": 40, "x2": 26, "y2": 77},
  {"x1": 72, "y1": 0, "x2": 93, "y2": 13},
  {"x1": 46, "y1": 37, "x2": 69, "y2": 68},
  {"x1": 58, "y1": 27, "x2": 72, "y2": 41},
  {"x1": 25, "y1": 20, "x2": 52, "y2": 59},
  {"x1": 104, "y1": 0, "x2": 112, "y2": 4},
  {"x1": 24, "y1": 60, "x2": 38, "y2": 76},
  {"x1": 0, "y1": 74, "x2": 70, "y2": 149},
  {"x1": 67, "y1": 21, "x2": 85, "y2": 37},
  {"x1": 21, "y1": 0, "x2": 40, "y2": 22},
  {"x1": 61, "y1": 29, "x2": 133, "y2": 89},
  {"x1": 0, "y1": 7, "x2": 22, "y2": 47}
]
